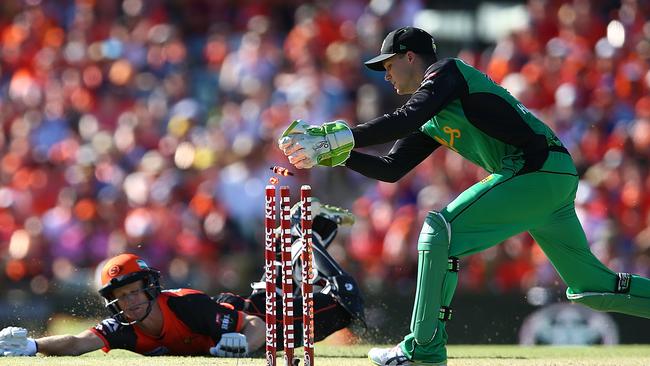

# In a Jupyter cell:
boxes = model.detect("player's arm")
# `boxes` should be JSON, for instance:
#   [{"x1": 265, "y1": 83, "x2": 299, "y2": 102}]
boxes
[
  {"x1": 35, "y1": 329, "x2": 104, "y2": 356},
  {"x1": 352, "y1": 60, "x2": 467, "y2": 148},
  {"x1": 0, "y1": 326, "x2": 103, "y2": 356},
  {"x1": 168, "y1": 293, "x2": 260, "y2": 357},
  {"x1": 345, "y1": 131, "x2": 440, "y2": 182},
  {"x1": 239, "y1": 314, "x2": 264, "y2": 351},
  {"x1": 278, "y1": 59, "x2": 466, "y2": 168},
  {"x1": 207, "y1": 312, "x2": 265, "y2": 358}
]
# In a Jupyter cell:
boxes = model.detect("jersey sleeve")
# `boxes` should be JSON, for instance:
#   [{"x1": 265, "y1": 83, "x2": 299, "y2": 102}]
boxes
[
  {"x1": 212, "y1": 292, "x2": 248, "y2": 311},
  {"x1": 353, "y1": 58, "x2": 468, "y2": 148},
  {"x1": 345, "y1": 131, "x2": 440, "y2": 182},
  {"x1": 167, "y1": 292, "x2": 244, "y2": 341},
  {"x1": 89, "y1": 318, "x2": 137, "y2": 352}
]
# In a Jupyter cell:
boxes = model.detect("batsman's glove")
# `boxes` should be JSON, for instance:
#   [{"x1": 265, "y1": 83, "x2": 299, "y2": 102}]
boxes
[
  {"x1": 0, "y1": 327, "x2": 37, "y2": 356},
  {"x1": 209, "y1": 332, "x2": 248, "y2": 358},
  {"x1": 278, "y1": 119, "x2": 354, "y2": 169}
]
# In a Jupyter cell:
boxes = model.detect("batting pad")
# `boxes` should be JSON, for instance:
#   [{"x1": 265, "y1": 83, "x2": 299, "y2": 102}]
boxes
[{"x1": 410, "y1": 212, "x2": 451, "y2": 345}]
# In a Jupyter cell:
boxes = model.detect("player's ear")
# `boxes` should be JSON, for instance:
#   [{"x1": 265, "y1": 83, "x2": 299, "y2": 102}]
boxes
[{"x1": 407, "y1": 51, "x2": 415, "y2": 64}]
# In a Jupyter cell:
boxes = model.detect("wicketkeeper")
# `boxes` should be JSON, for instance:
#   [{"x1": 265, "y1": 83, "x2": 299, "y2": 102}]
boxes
[
  {"x1": 0, "y1": 202, "x2": 364, "y2": 357},
  {"x1": 278, "y1": 26, "x2": 650, "y2": 366}
]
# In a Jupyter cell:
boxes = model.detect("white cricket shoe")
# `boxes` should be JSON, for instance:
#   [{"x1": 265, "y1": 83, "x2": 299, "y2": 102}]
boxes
[
  {"x1": 289, "y1": 198, "x2": 355, "y2": 226},
  {"x1": 368, "y1": 346, "x2": 446, "y2": 366},
  {"x1": 316, "y1": 201, "x2": 355, "y2": 226}
]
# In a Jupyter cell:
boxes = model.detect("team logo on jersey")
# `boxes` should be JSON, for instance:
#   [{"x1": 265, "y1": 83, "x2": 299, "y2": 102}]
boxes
[
  {"x1": 433, "y1": 126, "x2": 461, "y2": 151},
  {"x1": 95, "y1": 318, "x2": 120, "y2": 334},
  {"x1": 215, "y1": 313, "x2": 232, "y2": 330}
]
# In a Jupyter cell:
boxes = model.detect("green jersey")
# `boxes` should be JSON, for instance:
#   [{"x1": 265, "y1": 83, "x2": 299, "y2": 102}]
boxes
[{"x1": 347, "y1": 58, "x2": 567, "y2": 180}]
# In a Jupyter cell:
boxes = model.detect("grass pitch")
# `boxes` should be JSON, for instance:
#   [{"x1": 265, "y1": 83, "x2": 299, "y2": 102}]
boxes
[
  {"x1": 1, "y1": 344, "x2": 650, "y2": 365},
  {"x1": 3, "y1": 317, "x2": 649, "y2": 365}
]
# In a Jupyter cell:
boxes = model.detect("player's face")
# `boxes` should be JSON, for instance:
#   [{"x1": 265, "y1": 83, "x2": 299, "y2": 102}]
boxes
[
  {"x1": 112, "y1": 280, "x2": 150, "y2": 321},
  {"x1": 383, "y1": 52, "x2": 420, "y2": 95}
]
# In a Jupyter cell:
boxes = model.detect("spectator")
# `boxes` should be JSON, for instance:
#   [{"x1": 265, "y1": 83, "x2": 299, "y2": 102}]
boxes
[{"x1": 0, "y1": 0, "x2": 649, "y2": 318}]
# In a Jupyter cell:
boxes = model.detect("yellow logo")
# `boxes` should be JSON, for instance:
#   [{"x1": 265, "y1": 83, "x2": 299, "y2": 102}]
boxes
[{"x1": 433, "y1": 126, "x2": 461, "y2": 151}]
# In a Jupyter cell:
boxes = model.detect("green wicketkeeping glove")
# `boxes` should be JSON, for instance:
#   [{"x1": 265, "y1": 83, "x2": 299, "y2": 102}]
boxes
[{"x1": 278, "y1": 120, "x2": 354, "y2": 168}]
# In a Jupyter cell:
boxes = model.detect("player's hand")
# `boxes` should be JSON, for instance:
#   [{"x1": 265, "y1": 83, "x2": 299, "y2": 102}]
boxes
[
  {"x1": 278, "y1": 119, "x2": 354, "y2": 169},
  {"x1": 0, "y1": 327, "x2": 37, "y2": 356},
  {"x1": 279, "y1": 133, "x2": 320, "y2": 169},
  {"x1": 278, "y1": 120, "x2": 322, "y2": 169},
  {"x1": 278, "y1": 119, "x2": 314, "y2": 154},
  {"x1": 209, "y1": 332, "x2": 248, "y2": 358}
]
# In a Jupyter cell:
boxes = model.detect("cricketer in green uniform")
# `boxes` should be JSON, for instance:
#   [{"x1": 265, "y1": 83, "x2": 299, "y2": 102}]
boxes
[{"x1": 277, "y1": 26, "x2": 650, "y2": 366}]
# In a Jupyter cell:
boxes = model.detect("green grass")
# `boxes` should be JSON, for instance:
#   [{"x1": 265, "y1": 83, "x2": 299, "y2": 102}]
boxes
[
  {"x1": 4, "y1": 317, "x2": 650, "y2": 365},
  {"x1": 2, "y1": 345, "x2": 650, "y2": 365}
]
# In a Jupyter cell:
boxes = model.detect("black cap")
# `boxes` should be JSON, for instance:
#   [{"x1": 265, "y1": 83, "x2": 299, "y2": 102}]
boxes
[{"x1": 364, "y1": 27, "x2": 437, "y2": 71}]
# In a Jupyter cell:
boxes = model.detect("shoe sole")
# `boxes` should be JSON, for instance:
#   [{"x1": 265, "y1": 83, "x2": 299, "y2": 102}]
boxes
[{"x1": 367, "y1": 355, "x2": 447, "y2": 366}]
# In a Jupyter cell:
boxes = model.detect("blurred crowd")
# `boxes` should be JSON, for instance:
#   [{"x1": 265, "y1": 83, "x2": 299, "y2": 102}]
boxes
[{"x1": 0, "y1": 0, "x2": 649, "y2": 304}]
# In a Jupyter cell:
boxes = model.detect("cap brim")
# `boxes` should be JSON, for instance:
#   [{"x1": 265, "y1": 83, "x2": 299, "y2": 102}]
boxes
[{"x1": 364, "y1": 53, "x2": 396, "y2": 71}]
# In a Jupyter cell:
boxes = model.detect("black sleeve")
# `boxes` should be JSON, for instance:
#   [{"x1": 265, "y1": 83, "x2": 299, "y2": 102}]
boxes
[
  {"x1": 212, "y1": 292, "x2": 247, "y2": 311},
  {"x1": 167, "y1": 293, "x2": 241, "y2": 342},
  {"x1": 345, "y1": 131, "x2": 440, "y2": 182},
  {"x1": 92, "y1": 318, "x2": 137, "y2": 351},
  {"x1": 353, "y1": 58, "x2": 467, "y2": 148}
]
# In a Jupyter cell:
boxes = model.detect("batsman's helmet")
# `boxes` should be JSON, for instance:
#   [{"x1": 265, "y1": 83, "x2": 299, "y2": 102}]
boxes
[{"x1": 98, "y1": 253, "x2": 161, "y2": 324}]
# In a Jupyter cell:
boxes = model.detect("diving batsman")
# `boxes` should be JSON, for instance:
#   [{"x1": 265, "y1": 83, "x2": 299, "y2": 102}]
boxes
[
  {"x1": 0, "y1": 200, "x2": 364, "y2": 357},
  {"x1": 278, "y1": 26, "x2": 650, "y2": 366}
]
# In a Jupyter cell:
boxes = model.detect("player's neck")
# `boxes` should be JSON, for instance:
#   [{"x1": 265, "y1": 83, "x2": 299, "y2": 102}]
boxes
[
  {"x1": 404, "y1": 65, "x2": 427, "y2": 94},
  {"x1": 135, "y1": 303, "x2": 163, "y2": 337}
]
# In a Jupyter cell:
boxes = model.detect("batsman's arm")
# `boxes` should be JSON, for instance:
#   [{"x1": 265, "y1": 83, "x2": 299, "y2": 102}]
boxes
[
  {"x1": 35, "y1": 330, "x2": 104, "y2": 355},
  {"x1": 209, "y1": 314, "x2": 264, "y2": 358},
  {"x1": 240, "y1": 314, "x2": 265, "y2": 351},
  {"x1": 345, "y1": 131, "x2": 440, "y2": 182}
]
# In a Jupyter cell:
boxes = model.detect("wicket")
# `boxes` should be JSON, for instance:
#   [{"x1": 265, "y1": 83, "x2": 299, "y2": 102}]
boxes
[{"x1": 265, "y1": 185, "x2": 315, "y2": 366}]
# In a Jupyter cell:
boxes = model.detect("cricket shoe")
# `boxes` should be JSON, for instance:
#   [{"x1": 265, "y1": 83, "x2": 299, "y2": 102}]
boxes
[
  {"x1": 368, "y1": 346, "x2": 446, "y2": 366},
  {"x1": 315, "y1": 201, "x2": 355, "y2": 226},
  {"x1": 289, "y1": 198, "x2": 355, "y2": 226}
]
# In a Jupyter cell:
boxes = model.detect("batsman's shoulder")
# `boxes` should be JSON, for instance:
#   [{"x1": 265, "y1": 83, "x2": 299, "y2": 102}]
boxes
[{"x1": 162, "y1": 288, "x2": 205, "y2": 297}]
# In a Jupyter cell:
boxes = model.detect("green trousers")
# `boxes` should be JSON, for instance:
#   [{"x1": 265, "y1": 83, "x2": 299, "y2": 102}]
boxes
[{"x1": 401, "y1": 151, "x2": 650, "y2": 363}]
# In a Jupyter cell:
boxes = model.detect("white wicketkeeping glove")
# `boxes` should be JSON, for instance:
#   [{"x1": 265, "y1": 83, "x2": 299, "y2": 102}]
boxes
[
  {"x1": 0, "y1": 327, "x2": 37, "y2": 356},
  {"x1": 278, "y1": 119, "x2": 354, "y2": 169},
  {"x1": 209, "y1": 332, "x2": 248, "y2": 358}
]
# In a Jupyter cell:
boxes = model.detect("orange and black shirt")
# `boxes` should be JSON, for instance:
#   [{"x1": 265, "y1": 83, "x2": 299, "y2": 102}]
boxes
[{"x1": 90, "y1": 288, "x2": 244, "y2": 356}]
